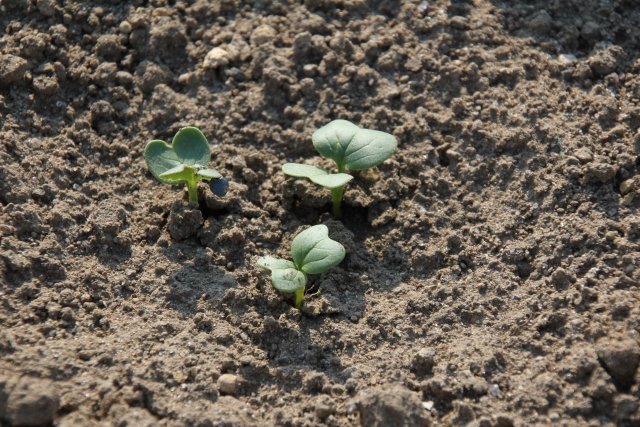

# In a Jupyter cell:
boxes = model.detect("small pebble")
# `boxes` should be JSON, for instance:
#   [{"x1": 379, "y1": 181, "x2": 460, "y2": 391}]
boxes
[
  {"x1": 218, "y1": 374, "x2": 238, "y2": 394},
  {"x1": 28, "y1": 138, "x2": 42, "y2": 149},
  {"x1": 489, "y1": 384, "x2": 502, "y2": 398}
]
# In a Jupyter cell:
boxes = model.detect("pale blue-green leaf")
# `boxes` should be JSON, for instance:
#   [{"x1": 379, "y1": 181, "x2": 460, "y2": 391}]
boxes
[
  {"x1": 312, "y1": 120, "x2": 360, "y2": 167},
  {"x1": 291, "y1": 224, "x2": 345, "y2": 274},
  {"x1": 145, "y1": 140, "x2": 185, "y2": 184},
  {"x1": 343, "y1": 128, "x2": 397, "y2": 170},
  {"x1": 257, "y1": 257, "x2": 296, "y2": 271},
  {"x1": 195, "y1": 168, "x2": 222, "y2": 179},
  {"x1": 271, "y1": 268, "x2": 307, "y2": 293},
  {"x1": 282, "y1": 163, "x2": 328, "y2": 178},
  {"x1": 309, "y1": 173, "x2": 353, "y2": 189},
  {"x1": 311, "y1": 120, "x2": 397, "y2": 170},
  {"x1": 172, "y1": 127, "x2": 211, "y2": 166}
]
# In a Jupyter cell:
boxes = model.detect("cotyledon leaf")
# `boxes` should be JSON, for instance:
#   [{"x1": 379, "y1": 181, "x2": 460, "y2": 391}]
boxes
[
  {"x1": 343, "y1": 128, "x2": 397, "y2": 170},
  {"x1": 270, "y1": 268, "x2": 307, "y2": 292},
  {"x1": 291, "y1": 224, "x2": 345, "y2": 275},
  {"x1": 257, "y1": 257, "x2": 297, "y2": 271},
  {"x1": 195, "y1": 168, "x2": 222, "y2": 180},
  {"x1": 172, "y1": 127, "x2": 211, "y2": 166},
  {"x1": 312, "y1": 120, "x2": 360, "y2": 167},
  {"x1": 282, "y1": 163, "x2": 328, "y2": 178},
  {"x1": 144, "y1": 127, "x2": 212, "y2": 184},
  {"x1": 312, "y1": 120, "x2": 397, "y2": 170},
  {"x1": 309, "y1": 173, "x2": 353, "y2": 189}
]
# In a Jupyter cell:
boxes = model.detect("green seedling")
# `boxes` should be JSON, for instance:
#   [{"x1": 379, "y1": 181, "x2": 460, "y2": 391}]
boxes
[
  {"x1": 144, "y1": 127, "x2": 225, "y2": 203},
  {"x1": 283, "y1": 119, "x2": 397, "y2": 218},
  {"x1": 257, "y1": 224, "x2": 345, "y2": 309}
]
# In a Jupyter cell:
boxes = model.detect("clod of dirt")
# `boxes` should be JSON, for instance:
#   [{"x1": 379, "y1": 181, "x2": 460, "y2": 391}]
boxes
[
  {"x1": 114, "y1": 407, "x2": 157, "y2": 427},
  {"x1": 574, "y1": 147, "x2": 594, "y2": 164},
  {"x1": 203, "y1": 47, "x2": 229, "y2": 69},
  {"x1": 94, "y1": 34, "x2": 126, "y2": 62},
  {"x1": 167, "y1": 201, "x2": 203, "y2": 240},
  {"x1": 250, "y1": 24, "x2": 277, "y2": 46},
  {"x1": 134, "y1": 61, "x2": 172, "y2": 93},
  {"x1": 614, "y1": 394, "x2": 639, "y2": 421},
  {"x1": 35, "y1": 0, "x2": 55, "y2": 16},
  {"x1": 6, "y1": 376, "x2": 59, "y2": 427},
  {"x1": 453, "y1": 401, "x2": 476, "y2": 423},
  {"x1": 217, "y1": 374, "x2": 238, "y2": 395},
  {"x1": 581, "y1": 21, "x2": 602, "y2": 40},
  {"x1": 589, "y1": 46, "x2": 625, "y2": 76},
  {"x1": 0, "y1": 55, "x2": 28, "y2": 86},
  {"x1": 323, "y1": 219, "x2": 355, "y2": 253},
  {"x1": 91, "y1": 199, "x2": 126, "y2": 244},
  {"x1": 304, "y1": 372, "x2": 326, "y2": 393},
  {"x1": 597, "y1": 337, "x2": 640, "y2": 388},
  {"x1": 583, "y1": 162, "x2": 617, "y2": 183},
  {"x1": 412, "y1": 348, "x2": 436, "y2": 374},
  {"x1": 314, "y1": 395, "x2": 336, "y2": 418},
  {"x1": 355, "y1": 385, "x2": 431, "y2": 427}
]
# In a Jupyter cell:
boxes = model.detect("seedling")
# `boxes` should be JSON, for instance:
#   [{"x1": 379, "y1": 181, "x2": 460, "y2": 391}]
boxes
[
  {"x1": 257, "y1": 224, "x2": 345, "y2": 309},
  {"x1": 283, "y1": 119, "x2": 397, "y2": 218},
  {"x1": 144, "y1": 127, "x2": 226, "y2": 202}
]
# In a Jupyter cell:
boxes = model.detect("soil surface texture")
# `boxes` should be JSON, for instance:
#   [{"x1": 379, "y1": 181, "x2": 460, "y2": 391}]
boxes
[{"x1": 2, "y1": 0, "x2": 640, "y2": 426}]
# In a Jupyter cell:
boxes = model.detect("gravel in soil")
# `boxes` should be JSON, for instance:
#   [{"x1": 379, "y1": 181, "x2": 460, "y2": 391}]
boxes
[{"x1": 1, "y1": 0, "x2": 640, "y2": 426}]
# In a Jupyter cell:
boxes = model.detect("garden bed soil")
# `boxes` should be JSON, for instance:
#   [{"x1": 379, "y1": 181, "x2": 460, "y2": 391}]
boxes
[{"x1": 2, "y1": 0, "x2": 640, "y2": 426}]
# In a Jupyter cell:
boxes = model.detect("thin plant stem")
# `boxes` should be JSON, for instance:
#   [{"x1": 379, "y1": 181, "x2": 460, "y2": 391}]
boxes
[
  {"x1": 331, "y1": 187, "x2": 344, "y2": 219},
  {"x1": 331, "y1": 163, "x2": 346, "y2": 218},
  {"x1": 186, "y1": 180, "x2": 199, "y2": 202},
  {"x1": 294, "y1": 287, "x2": 305, "y2": 309}
]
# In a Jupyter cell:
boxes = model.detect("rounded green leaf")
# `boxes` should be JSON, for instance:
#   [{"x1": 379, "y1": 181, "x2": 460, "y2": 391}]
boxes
[
  {"x1": 282, "y1": 163, "x2": 328, "y2": 178},
  {"x1": 343, "y1": 128, "x2": 397, "y2": 170},
  {"x1": 312, "y1": 120, "x2": 397, "y2": 171},
  {"x1": 309, "y1": 173, "x2": 353, "y2": 189},
  {"x1": 144, "y1": 127, "x2": 212, "y2": 185},
  {"x1": 291, "y1": 224, "x2": 345, "y2": 274},
  {"x1": 257, "y1": 256, "x2": 296, "y2": 271},
  {"x1": 172, "y1": 127, "x2": 211, "y2": 166},
  {"x1": 144, "y1": 140, "x2": 185, "y2": 184},
  {"x1": 312, "y1": 120, "x2": 359, "y2": 169},
  {"x1": 271, "y1": 268, "x2": 307, "y2": 293}
]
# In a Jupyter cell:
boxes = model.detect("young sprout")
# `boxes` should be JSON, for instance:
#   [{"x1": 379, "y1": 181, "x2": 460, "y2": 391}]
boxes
[
  {"x1": 257, "y1": 224, "x2": 345, "y2": 309},
  {"x1": 283, "y1": 119, "x2": 397, "y2": 218},
  {"x1": 144, "y1": 127, "x2": 227, "y2": 203}
]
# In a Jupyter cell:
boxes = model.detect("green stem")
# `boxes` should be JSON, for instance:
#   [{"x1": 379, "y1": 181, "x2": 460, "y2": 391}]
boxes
[
  {"x1": 186, "y1": 179, "x2": 199, "y2": 203},
  {"x1": 294, "y1": 288, "x2": 305, "y2": 309},
  {"x1": 331, "y1": 163, "x2": 346, "y2": 219},
  {"x1": 331, "y1": 186, "x2": 344, "y2": 219}
]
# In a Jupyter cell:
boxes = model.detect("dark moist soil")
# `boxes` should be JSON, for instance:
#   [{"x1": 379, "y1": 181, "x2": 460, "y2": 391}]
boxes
[{"x1": 2, "y1": 0, "x2": 640, "y2": 426}]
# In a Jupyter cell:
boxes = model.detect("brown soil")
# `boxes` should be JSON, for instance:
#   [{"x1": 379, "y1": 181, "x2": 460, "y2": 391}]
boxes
[{"x1": 1, "y1": 0, "x2": 640, "y2": 426}]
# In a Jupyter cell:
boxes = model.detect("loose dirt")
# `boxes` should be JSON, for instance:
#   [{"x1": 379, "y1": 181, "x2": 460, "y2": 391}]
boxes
[{"x1": 1, "y1": 0, "x2": 640, "y2": 426}]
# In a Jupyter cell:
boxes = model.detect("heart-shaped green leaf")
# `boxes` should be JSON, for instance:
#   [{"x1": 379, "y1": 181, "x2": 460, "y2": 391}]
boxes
[
  {"x1": 257, "y1": 257, "x2": 307, "y2": 292},
  {"x1": 312, "y1": 120, "x2": 397, "y2": 171},
  {"x1": 145, "y1": 127, "x2": 212, "y2": 184},
  {"x1": 291, "y1": 224, "x2": 345, "y2": 274}
]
